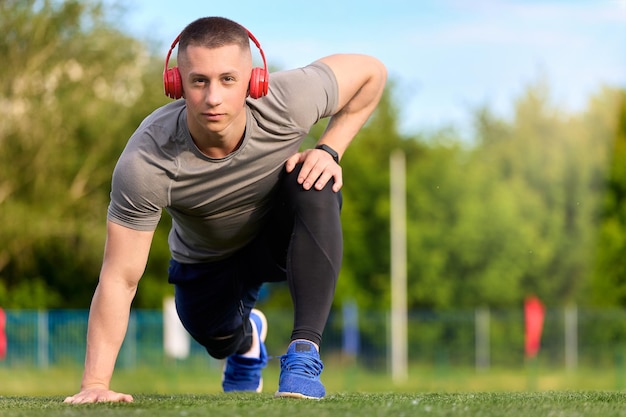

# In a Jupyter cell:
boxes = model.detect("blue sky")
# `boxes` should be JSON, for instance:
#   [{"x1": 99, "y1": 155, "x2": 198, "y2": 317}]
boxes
[{"x1": 111, "y1": 0, "x2": 626, "y2": 137}]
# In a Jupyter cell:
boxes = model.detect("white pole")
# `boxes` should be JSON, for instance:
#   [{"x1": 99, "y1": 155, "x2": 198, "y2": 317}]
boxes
[
  {"x1": 475, "y1": 307, "x2": 490, "y2": 371},
  {"x1": 565, "y1": 305, "x2": 578, "y2": 371},
  {"x1": 37, "y1": 310, "x2": 49, "y2": 368},
  {"x1": 164, "y1": 297, "x2": 190, "y2": 360},
  {"x1": 390, "y1": 150, "x2": 408, "y2": 383}
]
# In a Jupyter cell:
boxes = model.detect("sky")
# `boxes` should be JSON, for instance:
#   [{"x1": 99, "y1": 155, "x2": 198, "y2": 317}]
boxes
[{"x1": 109, "y1": 0, "x2": 626, "y2": 137}]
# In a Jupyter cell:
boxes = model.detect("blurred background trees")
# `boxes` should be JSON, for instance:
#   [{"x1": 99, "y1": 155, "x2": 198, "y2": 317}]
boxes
[
  {"x1": 0, "y1": 0, "x2": 624, "y2": 312},
  {"x1": 0, "y1": 0, "x2": 169, "y2": 307},
  {"x1": 591, "y1": 90, "x2": 626, "y2": 306}
]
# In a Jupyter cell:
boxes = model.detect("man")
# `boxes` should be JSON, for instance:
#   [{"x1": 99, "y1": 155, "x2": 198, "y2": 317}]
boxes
[{"x1": 64, "y1": 16, "x2": 386, "y2": 403}]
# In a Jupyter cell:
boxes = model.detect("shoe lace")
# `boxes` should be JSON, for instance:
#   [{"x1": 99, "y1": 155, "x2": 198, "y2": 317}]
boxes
[{"x1": 279, "y1": 353, "x2": 323, "y2": 378}]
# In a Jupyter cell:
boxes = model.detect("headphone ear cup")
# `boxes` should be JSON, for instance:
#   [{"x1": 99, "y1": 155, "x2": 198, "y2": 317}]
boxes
[
  {"x1": 249, "y1": 67, "x2": 269, "y2": 99},
  {"x1": 164, "y1": 67, "x2": 183, "y2": 99}
]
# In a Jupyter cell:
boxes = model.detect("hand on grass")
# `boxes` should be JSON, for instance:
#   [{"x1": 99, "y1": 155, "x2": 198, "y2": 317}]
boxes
[{"x1": 63, "y1": 387, "x2": 133, "y2": 404}]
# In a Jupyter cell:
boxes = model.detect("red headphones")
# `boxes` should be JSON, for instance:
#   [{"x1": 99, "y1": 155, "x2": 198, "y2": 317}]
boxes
[{"x1": 163, "y1": 29, "x2": 269, "y2": 100}]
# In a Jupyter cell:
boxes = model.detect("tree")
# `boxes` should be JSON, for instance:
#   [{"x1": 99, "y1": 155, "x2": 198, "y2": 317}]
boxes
[
  {"x1": 384, "y1": 81, "x2": 617, "y2": 311},
  {"x1": 0, "y1": 0, "x2": 168, "y2": 307},
  {"x1": 591, "y1": 90, "x2": 626, "y2": 306},
  {"x1": 2, "y1": 0, "x2": 623, "y2": 313}
]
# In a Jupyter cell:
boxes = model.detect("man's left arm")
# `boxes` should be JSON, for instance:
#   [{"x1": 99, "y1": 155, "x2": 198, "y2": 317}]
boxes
[{"x1": 285, "y1": 54, "x2": 387, "y2": 192}]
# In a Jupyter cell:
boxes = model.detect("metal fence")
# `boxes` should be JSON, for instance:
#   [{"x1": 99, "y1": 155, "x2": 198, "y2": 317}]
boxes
[{"x1": 2, "y1": 306, "x2": 626, "y2": 372}]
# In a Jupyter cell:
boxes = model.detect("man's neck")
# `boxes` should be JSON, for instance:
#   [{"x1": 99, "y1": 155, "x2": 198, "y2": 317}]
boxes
[{"x1": 188, "y1": 118, "x2": 246, "y2": 158}]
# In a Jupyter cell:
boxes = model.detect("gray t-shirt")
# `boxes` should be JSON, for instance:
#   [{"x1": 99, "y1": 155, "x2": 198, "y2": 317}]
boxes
[{"x1": 107, "y1": 62, "x2": 338, "y2": 263}]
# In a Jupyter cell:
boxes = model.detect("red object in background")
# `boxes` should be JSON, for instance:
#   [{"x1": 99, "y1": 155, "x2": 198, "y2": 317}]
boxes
[
  {"x1": 524, "y1": 296, "x2": 545, "y2": 358},
  {"x1": 0, "y1": 307, "x2": 5, "y2": 360},
  {"x1": 0, "y1": 307, "x2": 6, "y2": 360}
]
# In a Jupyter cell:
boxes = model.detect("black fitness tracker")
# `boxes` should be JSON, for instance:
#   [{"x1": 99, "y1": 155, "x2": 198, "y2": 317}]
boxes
[{"x1": 315, "y1": 144, "x2": 339, "y2": 163}]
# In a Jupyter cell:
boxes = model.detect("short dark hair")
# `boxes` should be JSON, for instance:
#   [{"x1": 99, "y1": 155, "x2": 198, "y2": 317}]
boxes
[{"x1": 178, "y1": 17, "x2": 250, "y2": 54}]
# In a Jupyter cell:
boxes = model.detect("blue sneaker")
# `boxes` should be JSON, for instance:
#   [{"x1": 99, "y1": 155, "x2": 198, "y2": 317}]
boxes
[
  {"x1": 222, "y1": 309, "x2": 268, "y2": 392},
  {"x1": 275, "y1": 340, "x2": 325, "y2": 399}
]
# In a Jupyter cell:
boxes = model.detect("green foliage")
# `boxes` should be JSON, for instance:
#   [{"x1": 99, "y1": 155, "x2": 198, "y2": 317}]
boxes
[
  {"x1": 591, "y1": 90, "x2": 626, "y2": 306},
  {"x1": 433, "y1": 83, "x2": 613, "y2": 308},
  {"x1": 0, "y1": 277, "x2": 61, "y2": 308},
  {"x1": 0, "y1": 1, "x2": 624, "y2": 311},
  {"x1": 0, "y1": 0, "x2": 169, "y2": 307},
  {"x1": 337, "y1": 81, "x2": 620, "y2": 311}
]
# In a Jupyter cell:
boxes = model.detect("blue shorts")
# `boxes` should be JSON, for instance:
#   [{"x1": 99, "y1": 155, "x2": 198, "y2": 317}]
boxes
[{"x1": 168, "y1": 222, "x2": 287, "y2": 356}]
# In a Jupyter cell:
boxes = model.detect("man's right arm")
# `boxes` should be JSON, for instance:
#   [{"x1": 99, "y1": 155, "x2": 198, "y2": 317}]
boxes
[{"x1": 64, "y1": 221, "x2": 154, "y2": 404}]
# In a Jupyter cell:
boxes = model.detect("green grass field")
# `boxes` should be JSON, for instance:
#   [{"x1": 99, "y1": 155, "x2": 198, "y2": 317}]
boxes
[
  {"x1": 2, "y1": 392, "x2": 626, "y2": 417},
  {"x1": 2, "y1": 363, "x2": 626, "y2": 416}
]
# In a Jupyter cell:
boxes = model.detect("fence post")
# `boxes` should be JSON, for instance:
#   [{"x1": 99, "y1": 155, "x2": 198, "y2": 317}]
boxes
[
  {"x1": 163, "y1": 297, "x2": 190, "y2": 360},
  {"x1": 389, "y1": 150, "x2": 408, "y2": 383},
  {"x1": 475, "y1": 307, "x2": 490, "y2": 371},
  {"x1": 564, "y1": 305, "x2": 578, "y2": 371},
  {"x1": 37, "y1": 310, "x2": 49, "y2": 368},
  {"x1": 342, "y1": 300, "x2": 359, "y2": 359},
  {"x1": 120, "y1": 311, "x2": 137, "y2": 369}
]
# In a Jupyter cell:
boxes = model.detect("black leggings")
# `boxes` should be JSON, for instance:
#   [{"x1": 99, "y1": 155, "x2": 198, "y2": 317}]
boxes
[{"x1": 168, "y1": 164, "x2": 343, "y2": 359}]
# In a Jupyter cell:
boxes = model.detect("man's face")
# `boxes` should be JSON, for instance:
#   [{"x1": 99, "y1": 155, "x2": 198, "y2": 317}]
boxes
[{"x1": 179, "y1": 43, "x2": 252, "y2": 142}]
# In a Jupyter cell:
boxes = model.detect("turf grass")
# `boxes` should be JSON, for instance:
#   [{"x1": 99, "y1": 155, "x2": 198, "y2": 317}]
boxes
[{"x1": 2, "y1": 391, "x2": 626, "y2": 417}]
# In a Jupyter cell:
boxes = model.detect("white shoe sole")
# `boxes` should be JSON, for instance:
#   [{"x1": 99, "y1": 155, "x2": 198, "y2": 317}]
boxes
[
  {"x1": 251, "y1": 308, "x2": 268, "y2": 343},
  {"x1": 274, "y1": 391, "x2": 323, "y2": 400},
  {"x1": 250, "y1": 309, "x2": 267, "y2": 393}
]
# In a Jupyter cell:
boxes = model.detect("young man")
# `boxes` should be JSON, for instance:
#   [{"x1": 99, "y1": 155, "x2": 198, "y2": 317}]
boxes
[{"x1": 64, "y1": 16, "x2": 386, "y2": 403}]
